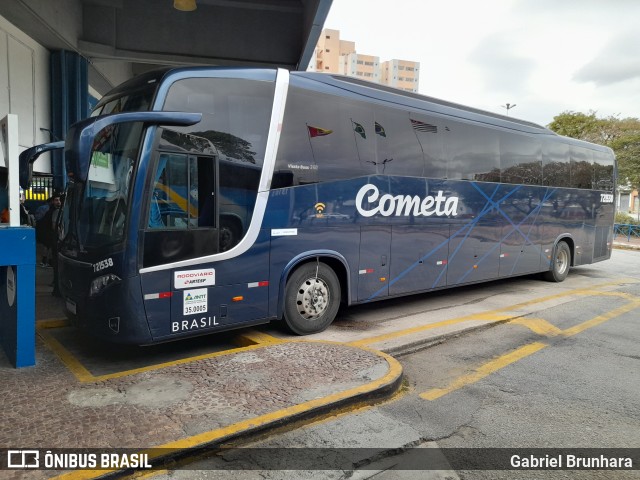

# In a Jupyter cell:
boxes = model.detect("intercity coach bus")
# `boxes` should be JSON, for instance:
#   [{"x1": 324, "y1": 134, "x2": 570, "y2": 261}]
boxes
[{"x1": 20, "y1": 67, "x2": 615, "y2": 344}]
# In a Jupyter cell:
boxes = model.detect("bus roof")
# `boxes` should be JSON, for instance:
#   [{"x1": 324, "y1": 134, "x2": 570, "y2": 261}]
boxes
[
  {"x1": 291, "y1": 72, "x2": 613, "y2": 154},
  {"x1": 293, "y1": 71, "x2": 552, "y2": 133},
  {"x1": 96, "y1": 67, "x2": 612, "y2": 154}
]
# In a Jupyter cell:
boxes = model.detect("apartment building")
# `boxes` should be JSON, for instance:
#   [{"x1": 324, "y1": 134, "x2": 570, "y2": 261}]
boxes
[
  {"x1": 311, "y1": 29, "x2": 419, "y2": 93},
  {"x1": 340, "y1": 53, "x2": 381, "y2": 83},
  {"x1": 381, "y1": 59, "x2": 420, "y2": 92}
]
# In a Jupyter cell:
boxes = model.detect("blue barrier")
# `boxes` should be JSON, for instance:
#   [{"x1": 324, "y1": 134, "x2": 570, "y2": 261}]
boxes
[
  {"x1": 614, "y1": 223, "x2": 640, "y2": 242},
  {"x1": 0, "y1": 226, "x2": 35, "y2": 367}
]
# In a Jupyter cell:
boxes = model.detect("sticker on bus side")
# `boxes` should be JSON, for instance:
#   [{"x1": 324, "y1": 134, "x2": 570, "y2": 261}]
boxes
[
  {"x1": 183, "y1": 288, "x2": 208, "y2": 316},
  {"x1": 174, "y1": 269, "x2": 216, "y2": 289},
  {"x1": 271, "y1": 228, "x2": 298, "y2": 236}
]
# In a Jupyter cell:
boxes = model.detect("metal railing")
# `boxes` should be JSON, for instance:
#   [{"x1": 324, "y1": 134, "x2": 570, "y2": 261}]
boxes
[{"x1": 614, "y1": 224, "x2": 640, "y2": 241}]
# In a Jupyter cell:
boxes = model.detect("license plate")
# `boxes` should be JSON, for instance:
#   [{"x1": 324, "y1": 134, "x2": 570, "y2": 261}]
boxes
[{"x1": 66, "y1": 299, "x2": 77, "y2": 315}]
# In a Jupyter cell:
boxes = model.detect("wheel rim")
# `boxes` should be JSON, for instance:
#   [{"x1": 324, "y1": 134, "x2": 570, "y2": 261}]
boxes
[
  {"x1": 556, "y1": 248, "x2": 569, "y2": 275},
  {"x1": 296, "y1": 277, "x2": 330, "y2": 319}
]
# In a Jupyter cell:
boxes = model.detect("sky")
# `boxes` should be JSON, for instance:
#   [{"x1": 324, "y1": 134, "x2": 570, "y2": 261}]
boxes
[{"x1": 321, "y1": 0, "x2": 640, "y2": 126}]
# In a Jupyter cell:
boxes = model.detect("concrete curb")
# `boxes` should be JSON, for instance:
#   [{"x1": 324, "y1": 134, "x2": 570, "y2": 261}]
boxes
[
  {"x1": 382, "y1": 318, "x2": 513, "y2": 357},
  {"x1": 613, "y1": 242, "x2": 640, "y2": 251}
]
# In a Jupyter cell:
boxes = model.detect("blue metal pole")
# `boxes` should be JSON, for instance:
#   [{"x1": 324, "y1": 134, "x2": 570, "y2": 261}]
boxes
[
  {"x1": 50, "y1": 50, "x2": 89, "y2": 192},
  {"x1": 0, "y1": 227, "x2": 36, "y2": 368}
]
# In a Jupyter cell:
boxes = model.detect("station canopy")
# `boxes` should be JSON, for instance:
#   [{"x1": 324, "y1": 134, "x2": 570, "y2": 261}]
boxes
[{"x1": 0, "y1": 0, "x2": 331, "y2": 94}]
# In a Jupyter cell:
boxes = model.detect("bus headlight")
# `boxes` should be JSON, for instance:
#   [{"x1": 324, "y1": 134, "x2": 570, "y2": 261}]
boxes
[{"x1": 89, "y1": 273, "x2": 121, "y2": 297}]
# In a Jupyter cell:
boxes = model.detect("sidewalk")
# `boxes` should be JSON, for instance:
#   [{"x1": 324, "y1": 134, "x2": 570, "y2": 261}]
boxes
[{"x1": 1, "y1": 266, "x2": 403, "y2": 479}]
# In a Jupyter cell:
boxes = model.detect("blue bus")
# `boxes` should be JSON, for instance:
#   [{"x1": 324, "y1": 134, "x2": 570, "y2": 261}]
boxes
[{"x1": 20, "y1": 67, "x2": 616, "y2": 344}]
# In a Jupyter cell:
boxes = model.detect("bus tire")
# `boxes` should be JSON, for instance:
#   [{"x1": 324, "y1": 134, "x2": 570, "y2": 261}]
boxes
[
  {"x1": 543, "y1": 241, "x2": 571, "y2": 282},
  {"x1": 283, "y1": 262, "x2": 341, "y2": 335}
]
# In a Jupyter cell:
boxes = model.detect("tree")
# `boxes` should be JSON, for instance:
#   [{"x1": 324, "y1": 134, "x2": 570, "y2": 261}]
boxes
[
  {"x1": 547, "y1": 111, "x2": 640, "y2": 188},
  {"x1": 611, "y1": 133, "x2": 640, "y2": 189}
]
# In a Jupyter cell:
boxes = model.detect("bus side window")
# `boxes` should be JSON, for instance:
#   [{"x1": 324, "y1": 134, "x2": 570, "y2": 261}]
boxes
[
  {"x1": 445, "y1": 120, "x2": 500, "y2": 182},
  {"x1": 148, "y1": 153, "x2": 218, "y2": 229},
  {"x1": 500, "y1": 133, "x2": 542, "y2": 185},
  {"x1": 593, "y1": 150, "x2": 614, "y2": 191},
  {"x1": 570, "y1": 147, "x2": 593, "y2": 189},
  {"x1": 542, "y1": 141, "x2": 570, "y2": 187},
  {"x1": 275, "y1": 86, "x2": 377, "y2": 186},
  {"x1": 148, "y1": 153, "x2": 190, "y2": 229}
]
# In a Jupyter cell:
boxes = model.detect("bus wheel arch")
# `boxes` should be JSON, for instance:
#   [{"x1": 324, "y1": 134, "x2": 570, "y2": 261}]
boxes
[
  {"x1": 281, "y1": 257, "x2": 347, "y2": 335},
  {"x1": 543, "y1": 238, "x2": 572, "y2": 282}
]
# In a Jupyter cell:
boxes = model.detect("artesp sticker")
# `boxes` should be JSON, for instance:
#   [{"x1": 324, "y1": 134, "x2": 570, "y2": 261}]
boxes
[{"x1": 174, "y1": 268, "x2": 216, "y2": 289}]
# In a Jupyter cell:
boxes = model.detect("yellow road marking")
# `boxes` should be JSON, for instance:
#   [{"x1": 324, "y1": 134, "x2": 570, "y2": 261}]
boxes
[
  {"x1": 420, "y1": 342, "x2": 547, "y2": 401},
  {"x1": 38, "y1": 329, "x2": 277, "y2": 383},
  {"x1": 37, "y1": 330, "x2": 95, "y2": 382},
  {"x1": 575, "y1": 290, "x2": 638, "y2": 300},
  {"x1": 233, "y1": 329, "x2": 282, "y2": 347},
  {"x1": 36, "y1": 318, "x2": 69, "y2": 329},
  {"x1": 511, "y1": 317, "x2": 563, "y2": 337},
  {"x1": 39, "y1": 325, "x2": 281, "y2": 383},
  {"x1": 562, "y1": 300, "x2": 640, "y2": 337}
]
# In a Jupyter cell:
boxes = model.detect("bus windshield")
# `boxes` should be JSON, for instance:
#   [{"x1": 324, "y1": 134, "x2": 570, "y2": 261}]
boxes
[
  {"x1": 60, "y1": 122, "x2": 143, "y2": 252},
  {"x1": 59, "y1": 72, "x2": 160, "y2": 254},
  {"x1": 91, "y1": 71, "x2": 158, "y2": 117}
]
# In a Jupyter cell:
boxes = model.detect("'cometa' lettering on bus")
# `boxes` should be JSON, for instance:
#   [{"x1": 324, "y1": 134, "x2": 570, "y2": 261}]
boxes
[{"x1": 356, "y1": 184, "x2": 459, "y2": 218}]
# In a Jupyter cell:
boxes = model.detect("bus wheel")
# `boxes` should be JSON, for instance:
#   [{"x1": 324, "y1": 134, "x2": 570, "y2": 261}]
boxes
[
  {"x1": 284, "y1": 262, "x2": 341, "y2": 335},
  {"x1": 544, "y1": 241, "x2": 571, "y2": 282}
]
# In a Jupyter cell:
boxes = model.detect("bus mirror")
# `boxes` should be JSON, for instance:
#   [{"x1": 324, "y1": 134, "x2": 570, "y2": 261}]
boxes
[
  {"x1": 18, "y1": 141, "x2": 65, "y2": 189},
  {"x1": 70, "y1": 111, "x2": 202, "y2": 184}
]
